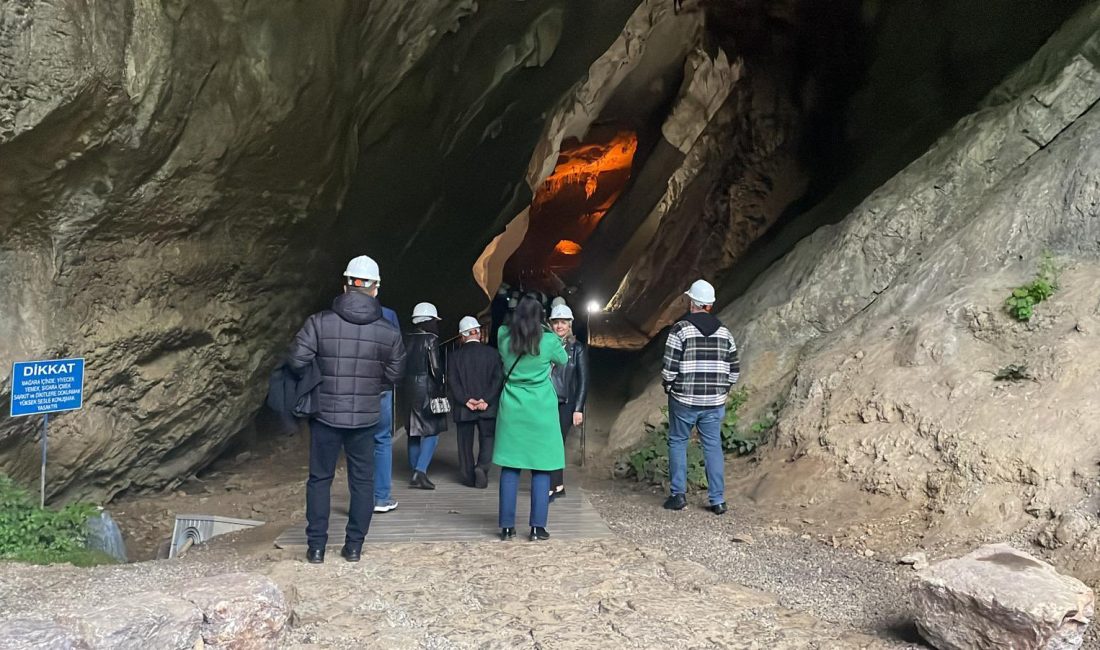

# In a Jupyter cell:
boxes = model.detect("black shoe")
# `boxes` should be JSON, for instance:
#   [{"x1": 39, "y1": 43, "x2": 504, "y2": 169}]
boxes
[
  {"x1": 709, "y1": 502, "x2": 728, "y2": 515},
  {"x1": 306, "y1": 547, "x2": 325, "y2": 564},
  {"x1": 410, "y1": 471, "x2": 436, "y2": 490},
  {"x1": 474, "y1": 467, "x2": 488, "y2": 489},
  {"x1": 500, "y1": 527, "x2": 516, "y2": 541},
  {"x1": 529, "y1": 527, "x2": 550, "y2": 541},
  {"x1": 663, "y1": 494, "x2": 687, "y2": 510},
  {"x1": 340, "y1": 545, "x2": 361, "y2": 562}
]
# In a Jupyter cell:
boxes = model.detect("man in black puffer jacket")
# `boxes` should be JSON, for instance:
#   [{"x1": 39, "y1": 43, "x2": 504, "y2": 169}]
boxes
[{"x1": 287, "y1": 255, "x2": 406, "y2": 564}]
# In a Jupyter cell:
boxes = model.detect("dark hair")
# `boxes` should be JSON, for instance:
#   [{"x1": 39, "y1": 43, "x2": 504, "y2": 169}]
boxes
[{"x1": 510, "y1": 296, "x2": 545, "y2": 357}]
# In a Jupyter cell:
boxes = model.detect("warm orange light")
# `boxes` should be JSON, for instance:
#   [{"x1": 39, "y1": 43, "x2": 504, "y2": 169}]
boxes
[
  {"x1": 554, "y1": 240, "x2": 582, "y2": 255},
  {"x1": 533, "y1": 131, "x2": 638, "y2": 214}
]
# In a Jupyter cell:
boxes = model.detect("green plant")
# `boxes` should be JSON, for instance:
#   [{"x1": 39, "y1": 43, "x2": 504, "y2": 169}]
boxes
[
  {"x1": 0, "y1": 474, "x2": 109, "y2": 566},
  {"x1": 621, "y1": 389, "x2": 778, "y2": 490},
  {"x1": 1005, "y1": 252, "x2": 1059, "y2": 321}
]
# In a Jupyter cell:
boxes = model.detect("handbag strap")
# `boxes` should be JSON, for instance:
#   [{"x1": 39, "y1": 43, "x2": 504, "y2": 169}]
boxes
[{"x1": 505, "y1": 353, "x2": 524, "y2": 382}]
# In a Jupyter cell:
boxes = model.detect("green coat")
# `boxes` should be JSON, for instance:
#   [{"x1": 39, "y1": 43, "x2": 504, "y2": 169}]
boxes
[{"x1": 493, "y1": 326, "x2": 569, "y2": 471}]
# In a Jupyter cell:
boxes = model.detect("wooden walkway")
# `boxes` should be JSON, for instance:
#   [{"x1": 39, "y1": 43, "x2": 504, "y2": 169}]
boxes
[{"x1": 275, "y1": 434, "x2": 611, "y2": 548}]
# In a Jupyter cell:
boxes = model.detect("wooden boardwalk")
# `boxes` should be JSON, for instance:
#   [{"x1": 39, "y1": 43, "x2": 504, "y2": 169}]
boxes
[{"x1": 275, "y1": 434, "x2": 611, "y2": 548}]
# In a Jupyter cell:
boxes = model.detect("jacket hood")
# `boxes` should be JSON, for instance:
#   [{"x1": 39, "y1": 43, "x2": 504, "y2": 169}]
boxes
[
  {"x1": 332, "y1": 291, "x2": 382, "y2": 325},
  {"x1": 682, "y1": 311, "x2": 723, "y2": 337}
]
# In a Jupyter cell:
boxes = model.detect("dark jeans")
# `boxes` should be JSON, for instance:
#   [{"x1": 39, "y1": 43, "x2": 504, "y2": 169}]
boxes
[
  {"x1": 456, "y1": 419, "x2": 495, "y2": 485},
  {"x1": 498, "y1": 467, "x2": 550, "y2": 528},
  {"x1": 306, "y1": 419, "x2": 375, "y2": 550},
  {"x1": 550, "y1": 402, "x2": 574, "y2": 491}
]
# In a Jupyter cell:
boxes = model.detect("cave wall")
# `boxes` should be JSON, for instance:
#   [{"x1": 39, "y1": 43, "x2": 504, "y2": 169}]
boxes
[
  {"x1": 0, "y1": 0, "x2": 639, "y2": 500},
  {"x1": 611, "y1": 2, "x2": 1100, "y2": 534},
  {"x1": 598, "y1": 0, "x2": 1092, "y2": 341}
]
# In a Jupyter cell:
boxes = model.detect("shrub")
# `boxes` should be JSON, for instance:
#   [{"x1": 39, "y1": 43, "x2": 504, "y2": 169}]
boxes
[
  {"x1": 0, "y1": 474, "x2": 111, "y2": 566},
  {"x1": 1005, "y1": 252, "x2": 1059, "y2": 321},
  {"x1": 622, "y1": 388, "x2": 776, "y2": 490}
]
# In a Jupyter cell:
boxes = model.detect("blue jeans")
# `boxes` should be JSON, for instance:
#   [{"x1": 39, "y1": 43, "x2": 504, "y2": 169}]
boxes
[
  {"x1": 667, "y1": 397, "x2": 726, "y2": 505},
  {"x1": 498, "y1": 467, "x2": 551, "y2": 528},
  {"x1": 407, "y1": 434, "x2": 439, "y2": 474},
  {"x1": 373, "y1": 391, "x2": 393, "y2": 501}
]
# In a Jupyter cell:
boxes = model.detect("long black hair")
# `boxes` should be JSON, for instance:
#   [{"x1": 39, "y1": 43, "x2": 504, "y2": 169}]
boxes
[{"x1": 510, "y1": 296, "x2": 545, "y2": 357}]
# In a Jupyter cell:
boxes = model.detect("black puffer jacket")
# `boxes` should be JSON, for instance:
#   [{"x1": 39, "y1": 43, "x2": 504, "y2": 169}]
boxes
[
  {"x1": 551, "y1": 338, "x2": 589, "y2": 411},
  {"x1": 287, "y1": 291, "x2": 406, "y2": 429}
]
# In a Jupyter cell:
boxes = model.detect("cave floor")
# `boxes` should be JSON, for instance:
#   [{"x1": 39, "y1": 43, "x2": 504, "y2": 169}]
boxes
[{"x1": 101, "y1": 427, "x2": 941, "y2": 648}]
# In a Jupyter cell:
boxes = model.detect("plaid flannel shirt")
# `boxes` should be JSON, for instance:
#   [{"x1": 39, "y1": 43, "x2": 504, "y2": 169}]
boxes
[{"x1": 661, "y1": 318, "x2": 740, "y2": 407}]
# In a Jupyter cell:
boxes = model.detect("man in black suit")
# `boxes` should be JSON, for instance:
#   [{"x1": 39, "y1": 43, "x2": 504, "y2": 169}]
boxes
[{"x1": 448, "y1": 316, "x2": 503, "y2": 488}]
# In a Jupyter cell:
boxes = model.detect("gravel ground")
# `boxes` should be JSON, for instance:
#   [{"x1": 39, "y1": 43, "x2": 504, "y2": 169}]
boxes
[{"x1": 587, "y1": 481, "x2": 927, "y2": 649}]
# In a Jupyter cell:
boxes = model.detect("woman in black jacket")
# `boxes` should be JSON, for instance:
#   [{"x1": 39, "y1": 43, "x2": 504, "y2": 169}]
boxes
[
  {"x1": 548, "y1": 304, "x2": 589, "y2": 500},
  {"x1": 402, "y1": 302, "x2": 447, "y2": 489}
]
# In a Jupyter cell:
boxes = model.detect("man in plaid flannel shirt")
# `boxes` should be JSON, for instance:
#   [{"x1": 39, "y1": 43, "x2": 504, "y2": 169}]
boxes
[{"x1": 660, "y1": 279, "x2": 740, "y2": 514}]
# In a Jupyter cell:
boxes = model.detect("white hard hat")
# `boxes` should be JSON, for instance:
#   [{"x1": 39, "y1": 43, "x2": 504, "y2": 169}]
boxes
[
  {"x1": 550, "y1": 305, "x2": 574, "y2": 321},
  {"x1": 344, "y1": 255, "x2": 380, "y2": 282},
  {"x1": 551, "y1": 297, "x2": 567, "y2": 308},
  {"x1": 458, "y1": 316, "x2": 480, "y2": 335},
  {"x1": 685, "y1": 279, "x2": 716, "y2": 305},
  {"x1": 411, "y1": 302, "x2": 441, "y2": 324}
]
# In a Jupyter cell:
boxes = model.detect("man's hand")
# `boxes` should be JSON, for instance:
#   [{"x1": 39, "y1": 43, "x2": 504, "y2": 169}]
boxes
[
  {"x1": 465, "y1": 399, "x2": 479, "y2": 411},
  {"x1": 573, "y1": 411, "x2": 584, "y2": 427},
  {"x1": 477, "y1": 400, "x2": 489, "y2": 411}
]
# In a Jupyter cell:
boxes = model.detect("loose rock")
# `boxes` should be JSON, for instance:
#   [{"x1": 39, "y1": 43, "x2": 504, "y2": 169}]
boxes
[
  {"x1": 913, "y1": 543, "x2": 1095, "y2": 650},
  {"x1": 56, "y1": 592, "x2": 202, "y2": 650}
]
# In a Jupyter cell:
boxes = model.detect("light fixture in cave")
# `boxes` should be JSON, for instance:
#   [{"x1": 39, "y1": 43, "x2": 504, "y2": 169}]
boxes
[{"x1": 502, "y1": 128, "x2": 638, "y2": 292}]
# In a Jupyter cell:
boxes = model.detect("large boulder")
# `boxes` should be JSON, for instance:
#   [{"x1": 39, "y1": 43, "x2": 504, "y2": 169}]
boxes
[
  {"x1": 55, "y1": 592, "x2": 203, "y2": 650},
  {"x1": 0, "y1": 619, "x2": 90, "y2": 650},
  {"x1": 913, "y1": 544, "x2": 1095, "y2": 650},
  {"x1": 175, "y1": 573, "x2": 290, "y2": 650}
]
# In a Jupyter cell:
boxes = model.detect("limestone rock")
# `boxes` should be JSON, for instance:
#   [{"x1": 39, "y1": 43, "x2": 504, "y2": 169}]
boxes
[
  {"x1": 56, "y1": 592, "x2": 203, "y2": 650},
  {"x1": 913, "y1": 544, "x2": 1095, "y2": 650},
  {"x1": 175, "y1": 573, "x2": 289, "y2": 650},
  {"x1": 612, "y1": 2, "x2": 1100, "y2": 534},
  {"x1": 0, "y1": 0, "x2": 637, "y2": 500},
  {"x1": 0, "y1": 618, "x2": 89, "y2": 650}
]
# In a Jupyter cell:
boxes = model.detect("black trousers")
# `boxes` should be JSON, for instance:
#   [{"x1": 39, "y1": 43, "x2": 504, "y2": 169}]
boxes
[
  {"x1": 456, "y1": 418, "x2": 496, "y2": 485},
  {"x1": 550, "y1": 403, "x2": 575, "y2": 490},
  {"x1": 306, "y1": 419, "x2": 375, "y2": 550}
]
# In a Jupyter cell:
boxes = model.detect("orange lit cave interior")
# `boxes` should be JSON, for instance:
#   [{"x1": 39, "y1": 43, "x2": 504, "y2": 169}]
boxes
[{"x1": 503, "y1": 127, "x2": 638, "y2": 293}]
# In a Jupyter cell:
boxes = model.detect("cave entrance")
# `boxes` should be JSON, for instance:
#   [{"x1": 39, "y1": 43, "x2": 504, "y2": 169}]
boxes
[{"x1": 474, "y1": 127, "x2": 638, "y2": 298}]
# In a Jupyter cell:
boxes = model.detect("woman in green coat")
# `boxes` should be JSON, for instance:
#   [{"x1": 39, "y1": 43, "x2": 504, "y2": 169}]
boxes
[{"x1": 495, "y1": 296, "x2": 569, "y2": 541}]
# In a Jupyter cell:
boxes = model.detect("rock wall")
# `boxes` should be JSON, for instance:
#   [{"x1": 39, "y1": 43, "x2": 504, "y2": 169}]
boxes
[
  {"x1": 611, "y1": 3, "x2": 1100, "y2": 535},
  {"x1": 0, "y1": 0, "x2": 638, "y2": 500},
  {"x1": 600, "y1": 0, "x2": 1091, "y2": 341}
]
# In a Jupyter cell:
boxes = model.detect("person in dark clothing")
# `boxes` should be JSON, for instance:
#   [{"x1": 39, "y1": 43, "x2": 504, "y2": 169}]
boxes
[
  {"x1": 287, "y1": 255, "x2": 406, "y2": 564},
  {"x1": 548, "y1": 304, "x2": 589, "y2": 500},
  {"x1": 448, "y1": 316, "x2": 503, "y2": 489},
  {"x1": 402, "y1": 302, "x2": 447, "y2": 489}
]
